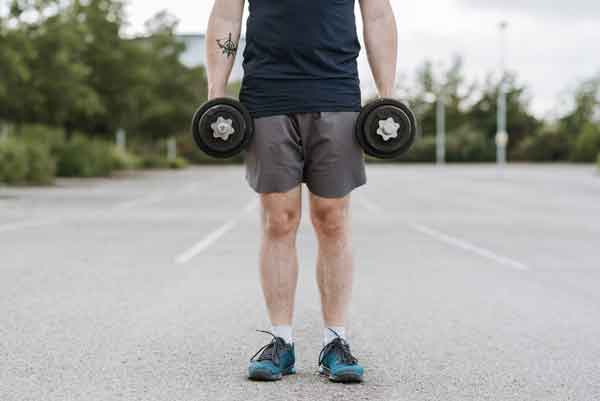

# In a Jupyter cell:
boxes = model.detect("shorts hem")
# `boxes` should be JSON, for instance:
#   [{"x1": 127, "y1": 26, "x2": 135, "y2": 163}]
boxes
[
  {"x1": 305, "y1": 179, "x2": 367, "y2": 199},
  {"x1": 245, "y1": 176, "x2": 303, "y2": 195}
]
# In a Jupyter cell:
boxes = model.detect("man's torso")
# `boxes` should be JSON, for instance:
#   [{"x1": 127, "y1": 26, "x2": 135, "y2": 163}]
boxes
[{"x1": 240, "y1": 0, "x2": 362, "y2": 118}]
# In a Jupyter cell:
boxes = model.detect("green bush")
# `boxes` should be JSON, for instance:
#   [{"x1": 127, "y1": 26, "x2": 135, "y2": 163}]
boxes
[
  {"x1": 0, "y1": 134, "x2": 56, "y2": 185},
  {"x1": 111, "y1": 147, "x2": 142, "y2": 170},
  {"x1": 57, "y1": 136, "x2": 114, "y2": 177},
  {"x1": 19, "y1": 124, "x2": 66, "y2": 156},
  {"x1": 446, "y1": 125, "x2": 495, "y2": 162},
  {"x1": 168, "y1": 157, "x2": 188, "y2": 169},
  {"x1": 597, "y1": 153, "x2": 600, "y2": 172},
  {"x1": 395, "y1": 135, "x2": 436, "y2": 163},
  {"x1": 25, "y1": 141, "x2": 55, "y2": 184},
  {"x1": 141, "y1": 154, "x2": 170, "y2": 169},
  {"x1": 374, "y1": 126, "x2": 493, "y2": 163},
  {"x1": 140, "y1": 154, "x2": 188, "y2": 169},
  {"x1": 0, "y1": 137, "x2": 29, "y2": 184},
  {"x1": 512, "y1": 127, "x2": 571, "y2": 162},
  {"x1": 571, "y1": 124, "x2": 600, "y2": 162}
]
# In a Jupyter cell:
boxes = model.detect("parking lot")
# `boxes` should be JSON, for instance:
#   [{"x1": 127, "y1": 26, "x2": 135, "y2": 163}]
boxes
[{"x1": 1, "y1": 164, "x2": 599, "y2": 401}]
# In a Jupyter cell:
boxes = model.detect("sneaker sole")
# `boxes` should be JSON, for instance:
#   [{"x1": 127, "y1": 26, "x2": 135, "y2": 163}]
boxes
[
  {"x1": 329, "y1": 372, "x2": 363, "y2": 383},
  {"x1": 320, "y1": 368, "x2": 363, "y2": 383},
  {"x1": 248, "y1": 367, "x2": 296, "y2": 382}
]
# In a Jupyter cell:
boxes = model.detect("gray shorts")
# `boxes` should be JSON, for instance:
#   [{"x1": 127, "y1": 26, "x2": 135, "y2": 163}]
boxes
[{"x1": 244, "y1": 112, "x2": 367, "y2": 198}]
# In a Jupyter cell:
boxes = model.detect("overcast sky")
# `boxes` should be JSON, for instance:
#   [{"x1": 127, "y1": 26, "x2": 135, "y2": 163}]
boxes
[{"x1": 124, "y1": 0, "x2": 600, "y2": 117}]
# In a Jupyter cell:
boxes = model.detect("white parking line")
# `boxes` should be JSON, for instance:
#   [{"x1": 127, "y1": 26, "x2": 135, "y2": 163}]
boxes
[
  {"x1": 0, "y1": 217, "x2": 62, "y2": 233},
  {"x1": 174, "y1": 198, "x2": 260, "y2": 265},
  {"x1": 0, "y1": 193, "x2": 166, "y2": 234},
  {"x1": 0, "y1": 183, "x2": 201, "y2": 234},
  {"x1": 357, "y1": 195, "x2": 530, "y2": 271},
  {"x1": 355, "y1": 195, "x2": 384, "y2": 217},
  {"x1": 409, "y1": 223, "x2": 530, "y2": 271},
  {"x1": 112, "y1": 193, "x2": 167, "y2": 211},
  {"x1": 111, "y1": 183, "x2": 199, "y2": 211}
]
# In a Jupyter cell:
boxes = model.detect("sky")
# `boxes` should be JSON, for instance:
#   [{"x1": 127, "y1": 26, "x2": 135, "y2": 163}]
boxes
[{"x1": 123, "y1": 0, "x2": 600, "y2": 118}]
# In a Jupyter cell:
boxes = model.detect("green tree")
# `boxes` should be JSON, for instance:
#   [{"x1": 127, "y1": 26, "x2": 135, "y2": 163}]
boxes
[
  {"x1": 1, "y1": 0, "x2": 103, "y2": 133},
  {"x1": 130, "y1": 10, "x2": 207, "y2": 140},
  {"x1": 571, "y1": 123, "x2": 600, "y2": 162},
  {"x1": 468, "y1": 73, "x2": 541, "y2": 155},
  {"x1": 1, "y1": 1, "x2": 208, "y2": 141},
  {"x1": 559, "y1": 75, "x2": 600, "y2": 139},
  {"x1": 512, "y1": 126, "x2": 571, "y2": 162},
  {"x1": 0, "y1": 24, "x2": 38, "y2": 125},
  {"x1": 69, "y1": 0, "x2": 136, "y2": 136},
  {"x1": 30, "y1": 9, "x2": 103, "y2": 133},
  {"x1": 409, "y1": 56, "x2": 475, "y2": 137},
  {"x1": 559, "y1": 75, "x2": 600, "y2": 162}
]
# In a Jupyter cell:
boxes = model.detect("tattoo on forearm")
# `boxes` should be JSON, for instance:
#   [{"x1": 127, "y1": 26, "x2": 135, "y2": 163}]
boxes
[{"x1": 216, "y1": 33, "x2": 238, "y2": 57}]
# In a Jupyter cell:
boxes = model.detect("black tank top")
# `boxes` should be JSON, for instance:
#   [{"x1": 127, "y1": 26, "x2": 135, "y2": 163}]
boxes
[{"x1": 239, "y1": 0, "x2": 362, "y2": 117}]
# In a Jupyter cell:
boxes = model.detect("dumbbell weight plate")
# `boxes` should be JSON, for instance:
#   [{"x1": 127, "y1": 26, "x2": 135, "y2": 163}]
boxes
[
  {"x1": 191, "y1": 98, "x2": 254, "y2": 159},
  {"x1": 363, "y1": 105, "x2": 412, "y2": 154},
  {"x1": 355, "y1": 98, "x2": 417, "y2": 159}
]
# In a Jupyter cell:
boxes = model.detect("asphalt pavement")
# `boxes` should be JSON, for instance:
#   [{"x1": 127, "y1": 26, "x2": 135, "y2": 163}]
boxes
[{"x1": 1, "y1": 164, "x2": 599, "y2": 401}]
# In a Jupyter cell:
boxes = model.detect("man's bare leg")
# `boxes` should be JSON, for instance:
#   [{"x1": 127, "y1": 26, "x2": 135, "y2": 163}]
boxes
[
  {"x1": 310, "y1": 192, "x2": 363, "y2": 382},
  {"x1": 259, "y1": 186, "x2": 302, "y2": 330},
  {"x1": 310, "y1": 193, "x2": 354, "y2": 335}
]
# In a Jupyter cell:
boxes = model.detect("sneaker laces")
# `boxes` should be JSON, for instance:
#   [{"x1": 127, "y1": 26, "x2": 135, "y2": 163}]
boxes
[
  {"x1": 318, "y1": 329, "x2": 358, "y2": 367},
  {"x1": 250, "y1": 330, "x2": 286, "y2": 367}
]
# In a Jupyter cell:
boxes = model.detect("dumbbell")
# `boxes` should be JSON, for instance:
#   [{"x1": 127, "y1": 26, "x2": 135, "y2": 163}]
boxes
[
  {"x1": 192, "y1": 96, "x2": 416, "y2": 160},
  {"x1": 191, "y1": 98, "x2": 254, "y2": 159},
  {"x1": 354, "y1": 98, "x2": 417, "y2": 159}
]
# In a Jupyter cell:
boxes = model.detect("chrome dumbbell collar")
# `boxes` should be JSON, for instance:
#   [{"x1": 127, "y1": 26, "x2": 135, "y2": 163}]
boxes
[
  {"x1": 211, "y1": 116, "x2": 236, "y2": 141},
  {"x1": 376, "y1": 117, "x2": 400, "y2": 142}
]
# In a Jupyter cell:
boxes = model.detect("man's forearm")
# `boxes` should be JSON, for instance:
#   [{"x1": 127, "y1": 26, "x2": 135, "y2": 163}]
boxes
[
  {"x1": 363, "y1": 11, "x2": 398, "y2": 98},
  {"x1": 206, "y1": 1, "x2": 244, "y2": 99}
]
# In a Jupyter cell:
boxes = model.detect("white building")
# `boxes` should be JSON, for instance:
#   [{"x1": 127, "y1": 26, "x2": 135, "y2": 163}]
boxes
[{"x1": 177, "y1": 34, "x2": 246, "y2": 82}]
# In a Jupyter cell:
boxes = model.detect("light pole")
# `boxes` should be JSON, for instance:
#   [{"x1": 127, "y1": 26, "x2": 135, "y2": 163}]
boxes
[
  {"x1": 436, "y1": 91, "x2": 446, "y2": 165},
  {"x1": 434, "y1": 60, "x2": 447, "y2": 165},
  {"x1": 423, "y1": 91, "x2": 445, "y2": 165},
  {"x1": 116, "y1": 128, "x2": 126, "y2": 151},
  {"x1": 167, "y1": 137, "x2": 177, "y2": 162},
  {"x1": 496, "y1": 21, "x2": 509, "y2": 165}
]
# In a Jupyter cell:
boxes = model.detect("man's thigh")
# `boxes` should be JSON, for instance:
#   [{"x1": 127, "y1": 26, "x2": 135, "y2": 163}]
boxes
[{"x1": 245, "y1": 115, "x2": 304, "y2": 195}]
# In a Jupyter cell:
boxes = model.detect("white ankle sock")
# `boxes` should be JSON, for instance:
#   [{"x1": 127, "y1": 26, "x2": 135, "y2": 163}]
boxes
[
  {"x1": 323, "y1": 326, "x2": 346, "y2": 346},
  {"x1": 271, "y1": 325, "x2": 293, "y2": 344}
]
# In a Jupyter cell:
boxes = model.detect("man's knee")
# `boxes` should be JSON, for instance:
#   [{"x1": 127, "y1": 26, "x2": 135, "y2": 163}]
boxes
[
  {"x1": 263, "y1": 209, "x2": 301, "y2": 239},
  {"x1": 311, "y1": 204, "x2": 349, "y2": 238}
]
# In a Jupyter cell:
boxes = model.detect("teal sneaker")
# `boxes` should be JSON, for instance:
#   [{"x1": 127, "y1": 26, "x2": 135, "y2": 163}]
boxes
[
  {"x1": 248, "y1": 330, "x2": 296, "y2": 381},
  {"x1": 318, "y1": 331, "x2": 364, "y2": 383}
]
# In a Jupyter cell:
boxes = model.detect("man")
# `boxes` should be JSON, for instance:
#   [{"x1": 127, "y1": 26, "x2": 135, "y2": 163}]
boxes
[{"x1": 205, "y1": 0, "x2": 397, "y2": 383}]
